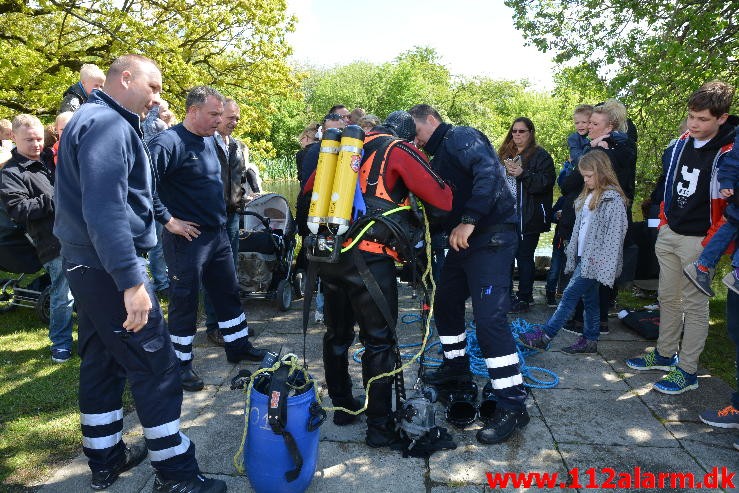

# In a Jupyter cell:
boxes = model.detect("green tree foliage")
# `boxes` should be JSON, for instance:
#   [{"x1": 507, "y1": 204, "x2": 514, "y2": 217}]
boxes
[
  {"x1": 0, "y1": 0, "x2": 299, "y2": 155},
  {"x1": 505, "y1": 0, "x2": 739, "y2": 196},
  {"x1": 274, "y1": 47, "x2": 580, "y2": 169}
]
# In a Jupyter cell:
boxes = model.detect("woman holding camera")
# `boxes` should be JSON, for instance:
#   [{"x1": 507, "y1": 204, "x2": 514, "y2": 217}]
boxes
[{"x1": 498, "y1": 117, "x2": 556, "y2": 313}]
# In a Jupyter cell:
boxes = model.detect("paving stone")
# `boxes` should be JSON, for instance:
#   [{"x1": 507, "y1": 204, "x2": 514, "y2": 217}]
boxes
[
  {"x1": 179, "y1": 385, "x2": 219, "y2": 425},
  {"x1": 534, "y1": 388, "x2": 679, "y2": 447},
  {"x1": 191, "y1": 345, "x2": 237, "y2": 386},
  {"x1": 38, "y1": 443, "x2": 155, "y2": 493},
  {"x1": 665, "y1": 421, "x2": 739, "y2": 452},
  {"x1": 429, "y1": 416, "x2": 565, "y2": 485},
  {"x1": 307, "y1": 441, "x2": 426, "y2": 492},
  {"x1": 675, "y1": 441, "x2": 739, "y2": 486},
  {"x1": 558, "y1": 444, "x2": 721, "y2": 491},
  {"x1": 523, "y1": 347, "x2": 628, "y2": 391},
  {"x1": 638, "y1": 375, "x2": 735, "y2": 422},
  {"x1": 430, "y1": 485, "x2": 485, "y2": 493}
]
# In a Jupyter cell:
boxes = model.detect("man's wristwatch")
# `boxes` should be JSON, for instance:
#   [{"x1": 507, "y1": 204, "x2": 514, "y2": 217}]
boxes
[{"x1": 460, "y1": 215, "x2": 477, "y2": 225}]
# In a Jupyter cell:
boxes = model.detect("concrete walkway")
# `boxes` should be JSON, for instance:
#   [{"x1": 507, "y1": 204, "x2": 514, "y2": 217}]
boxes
[{"x1": 39, "y1": 282, "x2": 737, "y2": 492}]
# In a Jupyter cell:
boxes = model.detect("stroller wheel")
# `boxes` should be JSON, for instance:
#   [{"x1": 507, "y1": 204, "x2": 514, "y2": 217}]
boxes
[
  {"x1": 36, "y1": 286, "x2": 51, "y2": 324},
  {"x1": 276, "y1": 279, "x2": 292, "y2": 312},
  {"x1": 293, "y1": 269, "x2": 305, "y2": 300}
]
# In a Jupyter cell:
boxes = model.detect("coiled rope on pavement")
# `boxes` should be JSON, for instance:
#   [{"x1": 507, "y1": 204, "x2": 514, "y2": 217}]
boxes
[{"x1": 352, "y1": 315, "x2": 559, "y2": 389}]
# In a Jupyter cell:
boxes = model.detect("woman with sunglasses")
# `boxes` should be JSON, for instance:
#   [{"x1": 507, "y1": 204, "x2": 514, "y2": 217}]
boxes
[{"x1": 498, "y1": 117, "x2": 556, "y2": 313}]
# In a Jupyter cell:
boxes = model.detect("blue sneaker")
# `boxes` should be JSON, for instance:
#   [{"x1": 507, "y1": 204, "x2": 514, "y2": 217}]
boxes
[
  {"x1": 653, "y1": 366, "x2": 698, "y2": 395},
  {"x1": 722, "y1": 271, "x2": 739, "y2": 296},
  {"x1": 625, "y1": 349, "x2": 677, "y2": 371},
  {"x1": 51, "y1": 348, "x2": 71, "y2": 363},
  {"x1": 699, "y1": 405, "x2": 739, "y2": 429},
  {"x1": 683, "y1": 262, "x2": 715, "y2": 297},
  {"x1": 516, "y1": 326, "x2": 551, "y2": 350}
]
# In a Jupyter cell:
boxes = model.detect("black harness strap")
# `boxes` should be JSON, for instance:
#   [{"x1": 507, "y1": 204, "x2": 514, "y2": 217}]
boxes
[
  {"x1": 267, "y1": 363, "x2": 303, "y2": 482},
  {"x1": 352, "y1": 248, "x2": 396, "y2": 330},
  {"x1": 301, "y1": 261, "x2": 319, "y2": 369},
  {"x1": 352, "y1": 248, "x2": 406, "y2": 407}
]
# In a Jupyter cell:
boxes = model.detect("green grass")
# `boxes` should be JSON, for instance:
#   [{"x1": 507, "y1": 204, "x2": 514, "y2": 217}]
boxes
[
  {"x1": 0, "y1": 273, "x2": 159, "y2": 491},
  {"x1": 0, "y1": 296, "x2": 81, "y2": 491}
]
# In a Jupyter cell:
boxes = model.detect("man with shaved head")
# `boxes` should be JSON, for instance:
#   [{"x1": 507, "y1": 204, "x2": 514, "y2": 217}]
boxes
[{"x1": 55, "y1": 54, "x2": 226, "y2": 493}]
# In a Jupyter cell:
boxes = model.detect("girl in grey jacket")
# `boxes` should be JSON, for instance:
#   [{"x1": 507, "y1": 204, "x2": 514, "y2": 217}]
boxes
[{"x1": 517, "y1": 151, "x2": 629, "y2": 354}]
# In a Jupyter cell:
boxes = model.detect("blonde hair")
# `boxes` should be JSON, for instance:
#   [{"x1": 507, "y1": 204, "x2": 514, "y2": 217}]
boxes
[
  {"x1": 576, "y1": 151, "x2": 628, "y2": 210},
  {"x1": 593, "y1": 99, "x2": 628, "y2": 133},
  {"x1": 11, "y1": 114, "x2": 43, "y2": 132},
  {"x1": 573, "y1": 104, "x2": 593, "y2": 117},
  {"x1": 0, "y1": 119, "x2": 10, "y2": 131},
  {"x1": 357, "y1": 114, "x2": 380, "y2": 131},
  {"x1": 298, "y1": 122, "x2": 319, "y2": 147},
  {"x1": 55, "y1": 111, "x2": 73, "y2": 128},
  {"x1": 80, "y1": 63, "x2": 105, "y2": 82}
]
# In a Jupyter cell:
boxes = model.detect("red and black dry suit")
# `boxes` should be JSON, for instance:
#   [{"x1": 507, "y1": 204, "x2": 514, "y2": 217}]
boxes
[{"x1": 303, "y1": 128, "x2": 452, "y2": 429}]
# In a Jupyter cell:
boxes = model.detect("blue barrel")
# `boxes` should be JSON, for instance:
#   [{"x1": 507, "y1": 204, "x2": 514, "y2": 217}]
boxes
[{"x1": 245, "y1": 385, "x2": 320, "y2": 493}]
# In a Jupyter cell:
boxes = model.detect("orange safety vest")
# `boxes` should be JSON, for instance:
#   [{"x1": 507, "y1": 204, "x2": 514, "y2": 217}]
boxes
[{"x1": 342, "y1": 133, "x2": 417, "y2": 261}]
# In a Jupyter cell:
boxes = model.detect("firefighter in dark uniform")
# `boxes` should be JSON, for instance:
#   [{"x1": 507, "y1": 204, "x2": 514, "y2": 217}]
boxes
[
  {"x1": 409, "y1": 104, "x2": 529, "y2": 445},
  {"x1": 304, "y1": 111, "x2": 453, "y2": 446},
  {"x1": 54, "y1": 55, "x2": 226, "y2": 493},
  {"x1": 148, "y1": 86, "x2": 267, "y2": 393}
]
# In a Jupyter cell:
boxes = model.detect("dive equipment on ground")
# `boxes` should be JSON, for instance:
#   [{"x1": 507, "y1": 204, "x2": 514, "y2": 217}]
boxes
[
  {"x1": 443, "y1": 381, "x2": 479, "y2": 428},
  {"x1": 234, "y1": 354, "x2": 325, "y2": 493}
]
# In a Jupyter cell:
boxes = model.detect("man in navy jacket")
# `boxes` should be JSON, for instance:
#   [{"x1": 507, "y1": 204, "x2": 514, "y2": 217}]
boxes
[
  {"x1": 148, "y1": 86, "x2": 266, "y2": 393},
  {"x1": 409, "y1": 104, "x2": 528, "y2": 445},
  {"x1": 55, "y1": 55, "x2": 226, "y2": 493}
]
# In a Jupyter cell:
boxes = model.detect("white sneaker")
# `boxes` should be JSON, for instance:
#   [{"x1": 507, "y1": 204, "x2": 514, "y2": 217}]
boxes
[{"x1": 314, "y1": 311, "x2": 324, "y2": 324}]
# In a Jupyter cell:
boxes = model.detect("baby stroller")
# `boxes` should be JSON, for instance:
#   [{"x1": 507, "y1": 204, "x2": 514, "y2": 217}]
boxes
[
  {"x1": 0, "y1": 204, "x2": 51, "y2": 322},
  {"x1": 237, "y1": 193, "x2": 298, "y2": 311}
]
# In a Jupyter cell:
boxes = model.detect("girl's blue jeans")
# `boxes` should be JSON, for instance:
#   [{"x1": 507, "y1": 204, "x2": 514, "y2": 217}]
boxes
[{"x1": 542, "y1": 262, "x2": 600, "y2": 341}]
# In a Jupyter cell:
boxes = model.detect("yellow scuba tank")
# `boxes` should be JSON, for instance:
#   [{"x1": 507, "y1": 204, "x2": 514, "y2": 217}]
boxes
[
  {"x1": 326, "y1": 125, "x2": 365, "y2": 235},
  {"x1": 307, "y1": 128, "x2": 342, "y2": 234}
]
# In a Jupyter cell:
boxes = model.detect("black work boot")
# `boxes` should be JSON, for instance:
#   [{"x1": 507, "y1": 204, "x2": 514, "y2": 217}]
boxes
[
  {"x1": 476, "y1": 407, "x2": 530, "y2": 444},
  {"x1": 422, "y1": 356, "x2": 473, "y2": 388},
  {"x1": 153, "y1": 473, "x2": 227, "y2": 493},
  {"x1": 90, "y1": 442, "x2": 147, "y2": 490},
  {"x1": 180, "y1": 362, "x2": 204, "y2": 392},
  {"x1": 332, "y1": 396, "x2": 365, "y2": 426},
  {"x1": 365, "y1": 417, "x2": 404, "y2": 449},
  {"x1": 225, "y1": 339, "x2": 267, "y2": 363}
]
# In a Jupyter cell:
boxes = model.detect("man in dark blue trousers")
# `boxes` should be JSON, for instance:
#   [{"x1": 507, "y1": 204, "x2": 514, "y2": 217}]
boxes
[
  {"x1": 409, "y1": 104, "x2": 529, "y2": 445},
  {"x1": 148, "y1": 86, "x2": 266, "y2": 393},
  {"x1": 55, "y1": 55, "x2": 225, "y2": 493}
]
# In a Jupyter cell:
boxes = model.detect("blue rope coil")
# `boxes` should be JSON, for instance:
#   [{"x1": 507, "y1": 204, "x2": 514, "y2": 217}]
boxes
[
  {"x1": 466, "y1": 319, "x2": 559, "y2": 389},
  {"x1": 351, "y1": 314, "x2": 558, "y2": 389}
]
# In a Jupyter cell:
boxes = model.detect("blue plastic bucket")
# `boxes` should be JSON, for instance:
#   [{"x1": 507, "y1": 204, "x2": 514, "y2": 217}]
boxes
[{"x1": 245, "y1": 385, "x2": 320, "y2": 493}]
